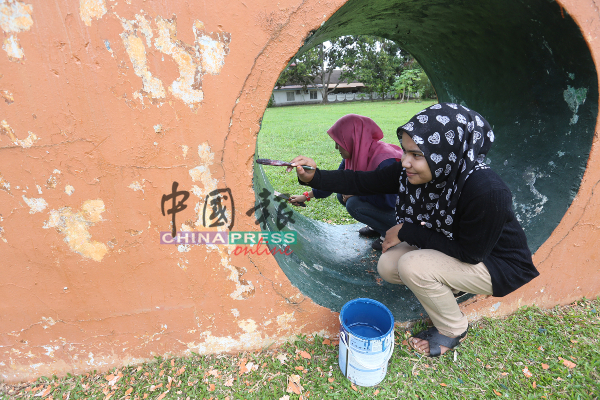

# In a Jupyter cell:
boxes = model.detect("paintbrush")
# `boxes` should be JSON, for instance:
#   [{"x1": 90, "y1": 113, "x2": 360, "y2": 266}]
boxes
[{"x1": 256, "y1": 158, "x2": 315, "y2": 170}]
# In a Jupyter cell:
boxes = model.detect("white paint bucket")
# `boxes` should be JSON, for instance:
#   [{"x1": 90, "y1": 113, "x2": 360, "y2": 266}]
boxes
[{"x1": 338, "y1": 298, "x2": 395, "y2": 387}]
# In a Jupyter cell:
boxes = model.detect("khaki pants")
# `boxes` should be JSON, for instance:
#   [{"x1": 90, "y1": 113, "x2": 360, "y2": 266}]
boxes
[{"x1": 378, "y1": 243, "x2": 493, "y2": 337}]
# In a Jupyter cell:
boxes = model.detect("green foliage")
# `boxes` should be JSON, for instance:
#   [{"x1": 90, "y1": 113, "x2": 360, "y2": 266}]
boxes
[
  {"x1": 393, "y1": 63, "x2": 436, "y2": 101},
  {"x1": 342, "y1": 35, "x2": 410, "y2": 100},
  {"x1": 275, "y1": 36, "x2": 432, "y2": 103}
]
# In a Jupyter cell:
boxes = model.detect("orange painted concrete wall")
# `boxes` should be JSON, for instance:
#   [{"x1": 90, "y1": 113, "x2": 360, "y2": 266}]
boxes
[{"x1": 0, "y1": 0, "x2": 598, "y2": 382}]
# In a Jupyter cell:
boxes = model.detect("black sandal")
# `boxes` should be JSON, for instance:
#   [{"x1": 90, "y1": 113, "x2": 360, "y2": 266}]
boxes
[{"x1": 409, "y1": 326, "x2": 468, "y2": 357}]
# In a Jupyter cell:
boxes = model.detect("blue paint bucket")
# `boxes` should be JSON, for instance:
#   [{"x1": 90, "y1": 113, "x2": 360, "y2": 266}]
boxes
[{"x1": 338, "y1": 298, "x2": 395, "y2": 387}]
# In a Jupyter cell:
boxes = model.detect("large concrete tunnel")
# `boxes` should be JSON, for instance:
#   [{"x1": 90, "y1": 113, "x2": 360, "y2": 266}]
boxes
[
  {"x1": 255, "y1": 0, "x2": 598, "y2": 318},
  {"x1": 1, "y1": 0, "x2": 599, "y2": 382}
]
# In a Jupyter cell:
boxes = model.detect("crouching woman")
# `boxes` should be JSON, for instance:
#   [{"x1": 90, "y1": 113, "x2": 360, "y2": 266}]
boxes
[{"x1": 288, "y1": 103, "x2": 539, "y2": 357}]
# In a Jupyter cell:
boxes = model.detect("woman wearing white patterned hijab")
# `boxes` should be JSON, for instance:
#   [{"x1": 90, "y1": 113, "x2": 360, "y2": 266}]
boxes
[
  {"x1": 394, "y1": 103, "x2": 494, "y2": 240},
  {"x1": 290, "y1": 103, "x2": 538, "y2": 357}
]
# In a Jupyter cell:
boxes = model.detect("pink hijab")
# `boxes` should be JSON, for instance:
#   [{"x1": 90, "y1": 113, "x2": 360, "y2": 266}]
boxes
[{"x1": 327, "y1": 114, "x2": 403, "y2": 171}]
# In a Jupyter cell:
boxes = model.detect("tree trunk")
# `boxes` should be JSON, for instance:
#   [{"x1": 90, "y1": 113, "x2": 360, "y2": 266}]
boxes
[{"x1": 319, "y1": 44, "x2": 328, "y2": 104}]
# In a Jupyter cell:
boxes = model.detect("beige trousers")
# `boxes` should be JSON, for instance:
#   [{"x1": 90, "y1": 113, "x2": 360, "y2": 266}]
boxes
[{"x1": 378, "y1": 243, "x2": 493, "y2": 338}]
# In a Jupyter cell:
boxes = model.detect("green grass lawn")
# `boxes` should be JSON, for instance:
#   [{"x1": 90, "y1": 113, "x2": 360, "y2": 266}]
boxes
[
  {"x1": 2, "y1": 299, "x2": 598, "y2": 399},
  {"x1": 256, "y1": 99, "x2": 435, "y2": 224}
]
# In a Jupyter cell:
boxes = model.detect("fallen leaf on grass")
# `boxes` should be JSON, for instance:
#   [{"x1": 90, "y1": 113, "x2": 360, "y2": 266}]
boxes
[
  {"x1": 208, "y1": 384, "x2": 215, "y2": 392},
  {"x1": 295, "y1": 366, "x2": 304, "y2": 371},
  {"x1": 533, "y1": 381, "x2": 537, "y2": 388},
  {"x1": 322, "y1": 339, "x2": 330, "y2": 345},
  {"x1": 541, "y1": 363, "x2": 549, "y2": 370},
  {"x1": 402, "y1": 340, "x2": 408, "y2": 346},
  {"x1": 351, "y1": 384, "x2": 357, "y2": 391},
  {"x1": 125, "y1": 388, "x2": 133, "y2": 395},
  {"x1": 156, "y1": 391, "x2": 169, "y2": 400},
  {"x1": 374, "y1": 389, "x2": 379, "y2": 395},
  {"x1": 224, "y1": 378, "x2": 234, "y2": 387},
  {"x1": 276, "y1": 354, "x2": 288, "y2": 365},
  {"x1": 207, "y1": 369, "x2": 220, "y2": 377},
  {"x1": 297, "y1": 350, "x2": 312, "y2": 359},
  {"x1": 501, "y1": 372, "x2": 508, "y2": 376},
  {"x1": 328, "y1": 378, "x2": 334, "y2": 383},
  {"x1": 561, "y1": 359, "x2": 577, "y2": 369},
  {"x1": 493, "y1": 389, "x2": 501, "y2": 396},
  {"x1": 523, "y1": 367, "x2": 533, "y2": 377},
  {"x1": 440, "y1": 383, "x2": 447, "y2": 387},
  {"x1": 279, "y1": 396, "x2": 290, "y2": 400},
  {"x1": 238, "y1": 358, "x2": 249, "y2": 375},
  {"x1": 34, "y1": 386, "x2": 52, "y2": 397},
  {"x1": 286, "y1": 375, "x2": 303, "y2": 395}
]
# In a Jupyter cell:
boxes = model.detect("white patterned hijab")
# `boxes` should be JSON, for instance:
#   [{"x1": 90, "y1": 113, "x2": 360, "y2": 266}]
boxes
[{"x1": 395, "y1": 103, "x2": 494, "y2": 240}]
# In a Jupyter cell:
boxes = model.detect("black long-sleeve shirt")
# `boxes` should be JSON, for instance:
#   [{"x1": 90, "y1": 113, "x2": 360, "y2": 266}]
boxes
[
  {"x1": 312, "y1": 159, "x2": 398, "y2": 210},
  {"x1": 301, "y1": 162, "x2": 539, "y2": 297}
]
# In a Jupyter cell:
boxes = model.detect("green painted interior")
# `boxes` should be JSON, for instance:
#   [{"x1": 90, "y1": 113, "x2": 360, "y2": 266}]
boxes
[{"x1": 254, "y1": 0, "x2": 598, "y2": 319}]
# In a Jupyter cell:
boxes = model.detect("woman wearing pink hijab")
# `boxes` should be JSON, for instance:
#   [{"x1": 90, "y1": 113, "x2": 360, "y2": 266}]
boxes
[{"x1": 290, "y1": 114, "x2": 403, "y2": 250}]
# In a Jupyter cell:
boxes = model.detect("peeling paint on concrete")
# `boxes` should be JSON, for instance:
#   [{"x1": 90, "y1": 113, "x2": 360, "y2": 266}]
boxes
[
  {"x1": 45, "y1": 200, "x2": 108, "y2": 262},
  {"x1": 128, "y1": 180, "x2": 145, "y2": 193},
  {"x1": 120, "y1": 30, "x2": 166, "y2": 102},
  {"x1": 187, "y1": 327, "x2": 330, "y2": 356},
  {"x1": 116, "y1": 13, "x2": 230, "y2": 109},
  {"x1": 1, "y1": 89, "x2": 14, "y2": 104},
  {"x1": 0, "y1": 0, "x2": 33, "y2": 60},
  {"x1": 2, "y1": 35, "x2": 23, "y2": 59},
  {"x1": 0, "y1": 172, "x2": 10, "y2": 193},
  {"x1": 188, "y1": 143, "x2": 218, "y2": 199},
  {"x1": 181, "y1": 145, "x2": 189, "y2": 158},
  {"x1": 0, "y1": 120, "x2": 39, "y2": 147},
  {"x1": 64, "y1": 185, "x2": 74, "y2": 196},
  {"x1": 79, "y1": 0, "x2": 107, "y2": 27},
  {"x1": 194, "y1": 21, "x2": 230, "y2": 76},
  {"x1": 490, "y1": 302, "x2": 501, "y2": 312},
  {"x1": 154, "y1": 16, "x2": 205, "y2": 107},
  {"x1": 238, "y1": 319, "x2": 257, "y2": 333},
  {"x1": 563, "y1": 85, "x2": 588, "y2": 125},
  {"x1": 22, "y1": 195, "x2": 47, "y2": 214},
  {"x1": 515, "y1": 167, "x2": 548, "y2": 223},
  {"x1": 184, "y1": 142, "x2": 254, "y2": 299}
]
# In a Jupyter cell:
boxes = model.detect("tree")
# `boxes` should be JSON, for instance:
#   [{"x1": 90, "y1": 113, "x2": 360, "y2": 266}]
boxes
[
  {"x1": 275, "y1": 37, "x2": 351, "y2": 103},
  {"x1": 392, "y1": 62, "x2": 436, "y2": 101},
  {"x1": 342, "y1": 36, "x2": 410, "y2": 100},
  {"x1": 275, "y1": 35, "x2": 434, "y2": 103}
]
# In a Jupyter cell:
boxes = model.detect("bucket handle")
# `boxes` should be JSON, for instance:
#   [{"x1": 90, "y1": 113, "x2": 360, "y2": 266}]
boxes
[{"x1": 339, "y1": 330, "x2": 395, "y2": 371}]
